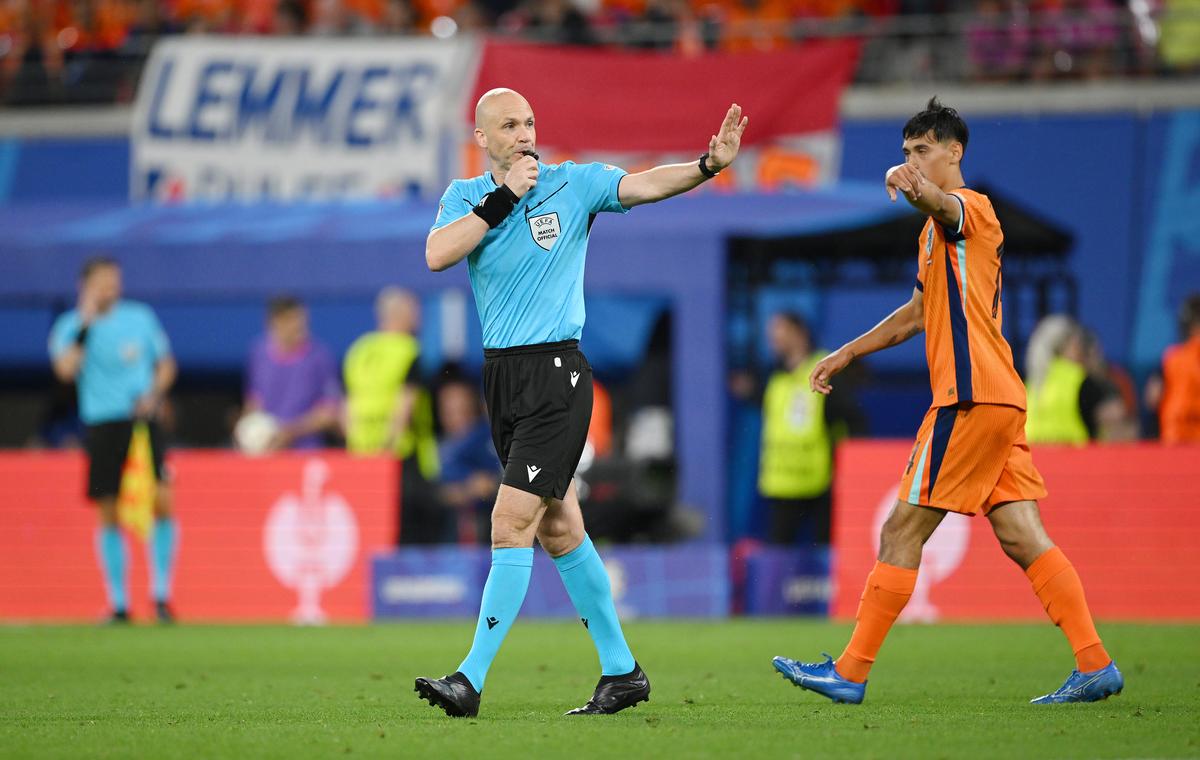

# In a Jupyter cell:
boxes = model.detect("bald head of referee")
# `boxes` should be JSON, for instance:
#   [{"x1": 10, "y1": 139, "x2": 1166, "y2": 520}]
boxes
[{"x1": 473, "y1": 88, "x2": 537, "y2": 176}]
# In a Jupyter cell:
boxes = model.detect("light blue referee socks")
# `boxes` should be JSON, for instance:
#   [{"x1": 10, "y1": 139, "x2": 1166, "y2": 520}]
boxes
[
  {"x1": 95, "y1": 525, "x2": 128, "y2": 613},
  {"x1": 553, "y1": 535, "x2": 636, "y2": 676},
  {"x1": 151, "y1": 517, "x2": 179, "y2": 603},
  {"x1": 458, "y1": 547, "x2": 534, "y2": 692}
]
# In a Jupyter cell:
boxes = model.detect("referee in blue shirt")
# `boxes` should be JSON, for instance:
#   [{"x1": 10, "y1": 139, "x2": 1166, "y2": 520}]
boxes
[
  {"x1": 415, "y1": 88, "x2": 747, "y2": 717},
  {"x1": 49, "y1": 257, "x2": 179, "y2": 624}
]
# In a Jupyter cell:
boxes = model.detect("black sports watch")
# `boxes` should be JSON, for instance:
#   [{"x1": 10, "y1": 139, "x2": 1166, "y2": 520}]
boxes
[{"x1": 698, "y1": 153, "x2": 721, "y2": 179}]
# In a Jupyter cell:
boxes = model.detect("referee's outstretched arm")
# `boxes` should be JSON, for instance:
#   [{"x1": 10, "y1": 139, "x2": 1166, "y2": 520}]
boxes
[
  {"x1": 617, "y1": 103, "x2": 748, "y2": 208},
  {"x1": 426, "y1": 99, "x2": 747, "y2": 273}
]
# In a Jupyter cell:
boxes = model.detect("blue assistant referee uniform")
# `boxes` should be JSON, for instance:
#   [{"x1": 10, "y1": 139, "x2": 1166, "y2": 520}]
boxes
[
  {"x1": 49, "y1": 297, "x2": 179, "y2": 620},
  {"x1": 432, "y1": 160, "x2": 628, "y2": 500}
]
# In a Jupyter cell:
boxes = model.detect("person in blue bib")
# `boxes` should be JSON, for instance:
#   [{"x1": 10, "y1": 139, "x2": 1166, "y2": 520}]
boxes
[
  {"x1": 414, "y1": 88, "x2": 748, "y2": 718},
  {"x1": 49, "y1": 257, "x2": 179, "y2": 624}
]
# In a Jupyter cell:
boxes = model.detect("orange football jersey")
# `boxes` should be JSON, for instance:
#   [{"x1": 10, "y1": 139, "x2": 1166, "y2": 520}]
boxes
[{"x1": 916, "y1": 188, "x2": 1027, "y2": 409}]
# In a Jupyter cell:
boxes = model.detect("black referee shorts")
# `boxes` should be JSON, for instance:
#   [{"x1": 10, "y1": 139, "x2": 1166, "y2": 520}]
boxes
[
  {"x1": 85, "y1": 420, "x2": 167, "y2": 500},
  {"x1": 483, "y1": 339, "x2": 593, "y2": 500}
]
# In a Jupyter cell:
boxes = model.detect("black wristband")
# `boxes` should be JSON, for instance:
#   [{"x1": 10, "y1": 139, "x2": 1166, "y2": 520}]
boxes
[
  {"x1": 75, "y1": 325, "x2": 90, "y2": 346},
  {"x1": 472, "y1": 184, "x2": 520, "y2": 229},
  {"x1": 698, "y1": 153, "x2": 720, "y2": 179}
]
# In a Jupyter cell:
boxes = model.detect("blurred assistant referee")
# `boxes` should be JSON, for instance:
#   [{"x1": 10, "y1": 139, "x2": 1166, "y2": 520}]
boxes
[
  {"x1": 49, "y1": 257, "x2": 179, "y2": 624},
  {"x1": 415, "y1": 88, "x2": 748, "y2": 718}
]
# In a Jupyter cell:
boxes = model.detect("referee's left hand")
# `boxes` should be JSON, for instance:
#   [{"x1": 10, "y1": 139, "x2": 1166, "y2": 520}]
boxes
[{"x1": 708, "y1": 103, "x2": 748, "y2": 172}]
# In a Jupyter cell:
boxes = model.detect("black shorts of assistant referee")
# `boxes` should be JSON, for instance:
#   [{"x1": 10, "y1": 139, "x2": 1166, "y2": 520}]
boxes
[
  {"x1": 483, "y1": 339, "x2": 593, "y2": 500},
  {"x1": 85, "y1": 419, "x2": 167, "y2": 500}
]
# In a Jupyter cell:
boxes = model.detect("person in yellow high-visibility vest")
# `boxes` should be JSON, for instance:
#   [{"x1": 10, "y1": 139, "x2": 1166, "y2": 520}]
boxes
[
  {"x1": 1025, "y1": 317, "x2": 1127, "y2": 444},
  {"x1": 344, "y1": 288, "x2": 443, "y2": 544},
  {"x1": 758, "y1": 312, "x2": 863, "y2": 546}
]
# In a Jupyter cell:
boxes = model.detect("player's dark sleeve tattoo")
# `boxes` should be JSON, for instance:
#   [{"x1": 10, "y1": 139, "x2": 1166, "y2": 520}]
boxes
[
  {"x1": 888, "y1": 324, "x2": 921, "y2": 348},
  {"x1": 876, "y1": 309, "x2": 913, "y2": 343}
]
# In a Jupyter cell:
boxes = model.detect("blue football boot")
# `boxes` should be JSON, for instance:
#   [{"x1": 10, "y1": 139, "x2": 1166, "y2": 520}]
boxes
[
  {"x1": 1030, "y1": 661, "x2": 1124, "y2": 704},
  {"x1": 772, "y1": 654, "x2": 866, "y2": 705}
]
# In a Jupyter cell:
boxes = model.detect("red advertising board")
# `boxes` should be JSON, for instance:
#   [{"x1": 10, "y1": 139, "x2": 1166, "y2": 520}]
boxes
[
  {"x1": 833, "y1": 442, "x2": 1200, "y2": 621},
  {"x1": 0, "y1": 451, "x2": 395, "y2": 622}
]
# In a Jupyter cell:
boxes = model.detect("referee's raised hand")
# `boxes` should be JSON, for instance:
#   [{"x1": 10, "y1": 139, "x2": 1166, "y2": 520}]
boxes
[
  {"x1": 708, "y1": 103, "x2": 749, "y2": 172},
  {"x1": 504, "y1": 155, "x2": 539, "y2": 198}
]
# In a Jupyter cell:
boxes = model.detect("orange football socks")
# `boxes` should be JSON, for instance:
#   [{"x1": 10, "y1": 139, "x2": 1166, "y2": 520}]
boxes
[
  {"x1": 1026, "y1": 546, "x2": 1111, "y2": 673},
  {"x1": 835, "y1": 561, "x2": 918, "y2": 683}
]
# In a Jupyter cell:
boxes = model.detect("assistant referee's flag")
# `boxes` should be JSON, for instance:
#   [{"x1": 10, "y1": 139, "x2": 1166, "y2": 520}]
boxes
[{"x1": 117, "y1": 423, "x2": 156, "y2": 541}]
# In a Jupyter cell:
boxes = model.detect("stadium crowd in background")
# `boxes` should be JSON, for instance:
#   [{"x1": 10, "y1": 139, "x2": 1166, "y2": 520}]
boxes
[
  {"x1": 91, "y1": 283, "x2": 685, "y2": 547},
  {"x1": 39, "y1": 278, "x2": 1193, "y2": 554},
  {"x1": 2, "y1": 1, "x2": 1198, "y2": 104}
]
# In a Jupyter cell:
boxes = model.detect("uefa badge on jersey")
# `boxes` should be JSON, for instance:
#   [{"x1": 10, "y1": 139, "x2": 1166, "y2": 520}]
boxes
[{"x1": 528, "y1": 212, "x2": 561, "y2": 251}]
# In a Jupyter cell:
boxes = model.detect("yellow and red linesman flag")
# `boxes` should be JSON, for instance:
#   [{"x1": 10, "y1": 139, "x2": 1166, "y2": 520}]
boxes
[{"x1": 117, "y1": 423, "x2": 156, "y2": 540}]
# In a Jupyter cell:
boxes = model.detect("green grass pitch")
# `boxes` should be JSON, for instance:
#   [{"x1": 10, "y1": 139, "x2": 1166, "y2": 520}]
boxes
[{"x1": 2, "y1": 621, "x2": 1197, "y2": 759}]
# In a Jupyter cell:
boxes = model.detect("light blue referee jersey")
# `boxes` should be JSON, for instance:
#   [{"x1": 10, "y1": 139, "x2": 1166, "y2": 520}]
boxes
[
  {"x1": 49, "y1": 300, "x2": 172, "y2": 425},
  {"x1": 432, "y1": 161, "x2": 629, "y2": 349}
]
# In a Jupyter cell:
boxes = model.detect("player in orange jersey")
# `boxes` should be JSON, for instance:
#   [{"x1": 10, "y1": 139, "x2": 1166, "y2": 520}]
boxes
[{"x1": 771, "y1": 98, "x2": 1123, "y2": 705}]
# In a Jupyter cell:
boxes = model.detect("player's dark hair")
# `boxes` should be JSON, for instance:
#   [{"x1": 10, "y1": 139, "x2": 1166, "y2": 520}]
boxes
[
  {"x1": 903, "y1": 97, "x2": 969, "y2": 154},
  {"x1": 79, "y1": 255, "x2": 119, "y2": 281},
  {"x1": 268, "y1": 294, "x2": 305, "y2": 319},
  {"x1": 1180, "y1": 293, "x2": 1200, "y2": 335}
]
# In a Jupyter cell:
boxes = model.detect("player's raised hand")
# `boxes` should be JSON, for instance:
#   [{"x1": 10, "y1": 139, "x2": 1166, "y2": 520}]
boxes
[
  {"x1": 885, "y1": 163, "x2": 926, "y2": 202},
  {"x1": 809, "y1": 348, "x2": 853, "y2": 396},
  {"x1": 708, "y1": 104, "x2": 749, "y2": 171},
  {"x1": 504, "y1": 154, "x2": 539, "y2": 198}
]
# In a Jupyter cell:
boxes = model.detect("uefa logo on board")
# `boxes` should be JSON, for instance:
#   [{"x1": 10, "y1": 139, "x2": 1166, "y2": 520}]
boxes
[{"x1": 263, "y1": 459, "x2": 359, "y2": 624}]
